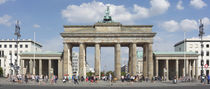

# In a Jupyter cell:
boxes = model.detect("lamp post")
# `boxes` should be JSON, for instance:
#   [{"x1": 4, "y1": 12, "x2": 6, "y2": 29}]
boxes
[
  {"x1": 14, "y1": 20, "x2": 21, "y2": 75},
  {"x1": 199, "y1": 19, "x2": 204, "y2": 82}
]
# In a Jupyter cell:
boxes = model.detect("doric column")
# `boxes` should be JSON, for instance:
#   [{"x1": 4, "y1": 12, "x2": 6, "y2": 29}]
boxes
[
  {"x1": 63, "y1": 43, "x2": 72, "y2": 77},
  {"x1": 147, "y1": 43, "x2": 153, "y2": 79},
  {"x1": 39, "y1": 59, "x2": 42, "y2": 75},
  {"x1": 192, "y1": 60, "x2": 195, "y2": 79},
  {"x1": 185, "y1": 59, "x2": 189, "y2": 76},
  {"x1": 48, "y1": 59, "x2": 52, "y2": 78},
  {"x1": 188, "y1": 60, "x2": 191, "y2": 77},
  {"x1": 166, "y1": 59, "x2": 169, "y2": 80},
  {"x1": 131, "y1": 43, "x2": 137, "y2": 76},
  {"x1": 195, "y1": 59, "x2": 198, "y2": 79},
  {"x1": 176, "y1": 59, "x2": 179, "y2": 79},
  {"x1": 143, "y1": 44, "x2": 147, "y2": 77},
  {"x1": 115, "y1": 43, "x2": 121, "y2": 80},
  {"x1": 156, "y1": 59, "x2": 159, "y2": 77},
  {"x1": 128, "y1": 59, "x2": 131, "y2": 74},
  {"x1": 95, "y1": 43, "x2": 101, "y2": 78},
  {"x1": 58, "y1": 59, "x2": 63, "y2": 79},
  {"x1": 128, "y1": 45, "x2": 132, "y2": 74},
  {"x1": 33, "y1": 60, "x2": 36, "y2": 75},
  {"x1": 29, "y1": 59, "x2": 33, "y2": 74},
  {"x1": 21, "y1": 59, "x2": 25, "y2": 74},
  {"x1": 79, "y1": 43, "x2": 86, "y2": 78}
]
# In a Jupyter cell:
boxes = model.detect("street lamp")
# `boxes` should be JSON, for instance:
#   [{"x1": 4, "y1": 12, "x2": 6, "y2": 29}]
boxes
[
  {"x1": 14, "y1": 20, "x2": 21, "y2": 75},
  {"x1": 199, "y1": 19, "x2": 204, "y2": 82}
]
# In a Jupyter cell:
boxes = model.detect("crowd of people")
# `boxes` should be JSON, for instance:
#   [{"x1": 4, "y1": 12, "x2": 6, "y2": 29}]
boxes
[
  {"x1": 7, "y1": 74, "x2": 58, "y2": 84},
  {"x1": 6, "y1": 73, "x2": 210, "y2": 85}
]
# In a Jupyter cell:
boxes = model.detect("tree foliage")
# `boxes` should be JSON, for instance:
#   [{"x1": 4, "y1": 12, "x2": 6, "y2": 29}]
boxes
[{"x1": 0, "y1": 67, "x2": 3, "y2": 77}]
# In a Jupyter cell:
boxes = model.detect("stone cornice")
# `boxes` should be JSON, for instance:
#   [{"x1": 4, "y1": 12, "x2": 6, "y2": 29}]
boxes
[{"x1": 61, "y1": 32, "x2": 156, "y2": 37}]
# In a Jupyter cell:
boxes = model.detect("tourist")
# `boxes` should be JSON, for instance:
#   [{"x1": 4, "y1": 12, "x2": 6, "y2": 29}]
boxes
[
  {"x1": 81, "y1": 76, "x2": 84, "y2": 82},
  {"x1": 74, "y1": 75, "x2": 79, "y2": 84},
  {"x1": 121, "y1": 75, "x2": 125, "y2": 82},
  {"x1": 31, "y1": 75, "x2": 35, "y2": 81},
  {"x1": 25, "y1": 75, "x2": 28, "y2": 84},
  {"x1": 202, "y1": 75, "x2": 206, "y2": 85},
  {"x1": 45, "y1": 75, "x2": 48, "y2": 83},
  {"x1": 208, "y1": 74, "x2": 210, "y2": 84},
  {"x1": 85, "y1": 77, "x2": 88, "y2": 82},
  {"x1": 68, "y1": 75, "x2": 71, "y2": 83}
]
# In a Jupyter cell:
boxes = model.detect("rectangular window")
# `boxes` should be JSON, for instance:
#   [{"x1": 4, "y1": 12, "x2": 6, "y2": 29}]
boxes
[
  {"x1": 207, "y1": 44, "x2": 209, "y2": 48},
  {"x1": 195, "y1": 44, "x2": 198, "y2": 48},
  {"x1": 0, "y1": 51, "x2": 1, "y2": 57},
  {"x1": 207, "y1": 51, "x2": 209, "y2": 56},
  {"x1": 0, "y1": 45, "x2": 1, "y2": 48},
  {"x1": 0, "y1": 60, "x2": 1, "y2": 67},
  {"x1": 9, "y1": 44, "x2": 12, "y2": 48},
  {"x1": 9, "y1": 51, "x2": 12, "y2": 55},
  {"x1": 15, "y1": 45, "x2": 17, "y2": 48},
  {"x1": 4, "y1": 45, "x2": 7, "y2": 48},
  {"x1": 20, "y1": 45, "x2": 23, "y2": 48},
  {"x1": 2, "y1": 51, "x2": 4, "y2": 57},
  {"x1": 25, "y1": 45, "x2": 28, "y2": 48},
  {"x1": 207, "y1": 60, "x2": 209, "y2": 66},
  {"x1": 190, "y1": 44, "x2": 193, "y2": 48}
]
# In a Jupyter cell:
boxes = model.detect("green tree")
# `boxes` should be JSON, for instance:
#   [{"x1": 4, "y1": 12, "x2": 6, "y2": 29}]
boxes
[
  {"x1": 0, "y1": 67, "x2": 3, "y2": 77},
  {"x1": 106, "y1": 71, "x2": 114, "y2": 77},
  {"x1": 101, "y1": 72, "x2": 105, "y2": 77},
  {"x1": 121, "y1": 71, "x2": 126, "y2": 76},
  {"x1": 86, "y1": 71, "x2": 93, "y2": 77}
]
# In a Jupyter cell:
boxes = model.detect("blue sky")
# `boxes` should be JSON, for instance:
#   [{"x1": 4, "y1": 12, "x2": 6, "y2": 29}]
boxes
[{"x1": 0, "y1": 0, "x2": 210, "y2": 71}]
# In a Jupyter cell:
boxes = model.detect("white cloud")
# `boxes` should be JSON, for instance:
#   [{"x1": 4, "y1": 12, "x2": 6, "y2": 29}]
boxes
[
  {"x1": 0, "y1": 0, "x2": 8, "y2": 5},
  {"x1": 149, "y1": 0, "x2": 170, "y2": 15},
  {"x1": 61, "y1": 0, "x2": 170, "y2": 24},
  {"x1": 176, "y1": 0, "x2": 184, "y2": 10},
  {"x1": 0, "y1": 14, "x2": 12, "y2": 26},
  {"x1": 190, "y1": 0, "x2": 207, "y2": 9},
  {"x1": 161, "y1": 18, "x2": 210, "y2": 32},
  {"x1": 42, "y1": 36, "x2": 63, "y2": 51},
  {"x1": 33, "y1": 24, "x2": 40, "y2": 28},
  {"x1": 180, "y1": 19, "x2": 198, "y2": 32},
  {"x1": 202, "y1": 17, "x2": 210, "y2": 26},
  {"x1": 161, "y1": 20, "x2": 179, "y2": 32}
]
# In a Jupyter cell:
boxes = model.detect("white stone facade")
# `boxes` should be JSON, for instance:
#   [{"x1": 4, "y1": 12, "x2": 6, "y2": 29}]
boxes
[
  {"x1": 72, "y1": 52, "x2": 79, "y2": 75},
  {"x1": 174, "y1": 38, "x2": 210, "y2": 76},
  {"x1": 0, "y1": 39, "x2": 42, "y2": 77}
]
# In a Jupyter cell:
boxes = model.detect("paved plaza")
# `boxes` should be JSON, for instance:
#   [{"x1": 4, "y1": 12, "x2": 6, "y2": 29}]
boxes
[{"x1": 0, "y1": 78, "x2": 210, "y2": 88}]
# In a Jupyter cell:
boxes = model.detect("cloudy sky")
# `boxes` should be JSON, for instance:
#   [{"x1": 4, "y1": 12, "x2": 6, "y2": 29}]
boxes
[{"x1": 0, "y1": 0, "x2": 210, "y2": 71}]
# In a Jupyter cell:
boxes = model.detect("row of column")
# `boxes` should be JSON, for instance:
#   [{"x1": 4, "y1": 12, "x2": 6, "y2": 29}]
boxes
[
  {"x1": 21, "y1": 59, "x2": 62, "y2": 79},
  {"x1": 155, "y1": 59, "x2": 198, "y2": 80},
  {"x1": 63, "y1": 43, "x2": 153, "y2": 80}
]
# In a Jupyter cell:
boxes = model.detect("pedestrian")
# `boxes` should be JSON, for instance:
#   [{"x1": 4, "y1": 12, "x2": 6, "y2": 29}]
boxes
[
  {"x1": 109, "y1": 73, "x2": 112, "y2": 85},
  {"x1": 121, "y1": 75, "x2": 124, "y2": 82},
  {"x1": 208, "y1": 74, "x2": 210, "y2": 84},
  {"x1": 45, "y1": 75, "x2": 48, "y2": 83},
  {"x1": 68, "y1": 75, "x2": 71, "y2": 83},
  {"x1": 25, "y1": 75, "x2": 28, "y2": 84},
  {"x1": 74, "y1": 75, "x2": 79, "y2": 84},
  {"x1": 202, "y1": 75, "x2": 206, "y2": 85}
]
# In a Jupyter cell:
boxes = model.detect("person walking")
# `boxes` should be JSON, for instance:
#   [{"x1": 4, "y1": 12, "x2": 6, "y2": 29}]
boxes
[
  {"x1": 25, "y1": 75, "x2": 28, "y2": 84},
  {"x1": 74, "y1": 75, "x2": 79, "y2": 84},
  {"x1": 208, "y1": 74, "x2": 210, "y2": 84}
]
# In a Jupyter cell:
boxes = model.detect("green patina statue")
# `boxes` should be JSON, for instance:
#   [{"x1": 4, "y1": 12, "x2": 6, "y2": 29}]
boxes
[{"x1": 102, "y1": 6, "x2": 113, "y2": 23}]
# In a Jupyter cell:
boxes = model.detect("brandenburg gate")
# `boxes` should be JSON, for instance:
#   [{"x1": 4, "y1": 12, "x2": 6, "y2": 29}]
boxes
[{"x1": 61, "y1": 7, "x2": 156, "y2": 80}]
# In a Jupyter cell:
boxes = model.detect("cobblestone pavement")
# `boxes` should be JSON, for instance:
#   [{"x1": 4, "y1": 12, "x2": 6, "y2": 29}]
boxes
[{"x1": 0, "y1": 78, "x2": 209, "y2": 88}]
